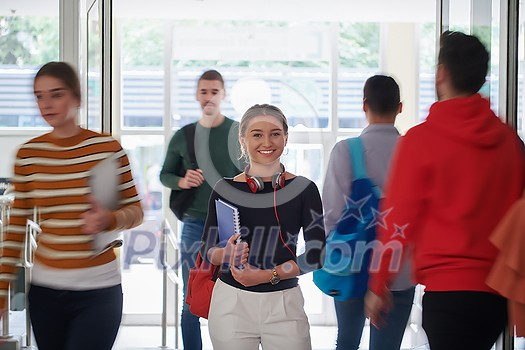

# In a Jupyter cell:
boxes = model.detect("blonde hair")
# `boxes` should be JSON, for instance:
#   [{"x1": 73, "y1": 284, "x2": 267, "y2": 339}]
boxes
[
  {"x1": 239, "y1": 104, "x2": 288, "y2": 137},
  {"x1": 238, "y1": 104, "x2": 289, "y2": 160}
]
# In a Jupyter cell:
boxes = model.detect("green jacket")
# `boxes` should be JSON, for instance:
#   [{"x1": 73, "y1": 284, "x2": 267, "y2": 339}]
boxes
[{"x1": 160, "y1": 117, "x2": 243, "y2": 221}]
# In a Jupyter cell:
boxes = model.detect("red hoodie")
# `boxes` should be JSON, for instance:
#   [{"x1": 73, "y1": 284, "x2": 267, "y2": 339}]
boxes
[{"x1": 369, "y1": 94, "x2": 525, "y2": 296}]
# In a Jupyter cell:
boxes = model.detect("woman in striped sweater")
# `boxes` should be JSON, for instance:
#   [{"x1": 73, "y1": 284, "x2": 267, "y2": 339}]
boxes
[{"x1": 1, "y1": 61, "x2": 144, "y2": 350}]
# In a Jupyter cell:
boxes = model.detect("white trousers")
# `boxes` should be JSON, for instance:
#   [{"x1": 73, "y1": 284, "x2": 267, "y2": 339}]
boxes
[{"x1": 208, "y1": 279, "x2": 312, "y2": 350}]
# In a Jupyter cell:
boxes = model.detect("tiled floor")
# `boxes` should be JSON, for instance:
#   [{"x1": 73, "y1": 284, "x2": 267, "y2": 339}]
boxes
[
  {"x1": 113, "y1": 325, "x2": 338, "y2": 350},
  {"x1": 10, "y1": 312, "x2": 522, "y2": 349},
  {"x1": 113, "y1": 324, "x2": 431, "y2": 350},
  {"x1": 113, "y1": 324, "x2": 525, "y2": 350}
]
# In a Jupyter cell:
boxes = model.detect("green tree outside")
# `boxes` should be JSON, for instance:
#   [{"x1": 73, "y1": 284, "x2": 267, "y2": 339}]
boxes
[{"x1": 0, "y1": 16, "x2": 58, "y2": 66}]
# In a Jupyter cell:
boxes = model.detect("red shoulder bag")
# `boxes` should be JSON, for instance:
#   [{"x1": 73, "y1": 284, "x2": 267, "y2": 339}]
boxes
[{"x1": 185, "y1": 253, "x2": 220, "y2": 319}]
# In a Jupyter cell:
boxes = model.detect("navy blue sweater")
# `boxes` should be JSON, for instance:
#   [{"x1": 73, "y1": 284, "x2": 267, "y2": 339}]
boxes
[{"x1": 201, "y1": 176, "x2": 326, "y2": 292}]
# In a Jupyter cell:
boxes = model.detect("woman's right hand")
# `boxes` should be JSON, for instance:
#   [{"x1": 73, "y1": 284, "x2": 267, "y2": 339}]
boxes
[
  {"x1": 80, "y1": 197, "x2": 112, "y2": 234},
  {"x1": 178, "y1": 169, "x2": 204, "y2": 189},
  {"x1": 224, "y1": 233, "x2": 248, "y2": 267}
]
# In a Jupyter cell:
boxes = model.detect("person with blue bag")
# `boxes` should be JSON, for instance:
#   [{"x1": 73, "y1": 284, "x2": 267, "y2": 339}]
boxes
[{"x1": 319, "y1": 75, "x2": 415, "y2": 349}]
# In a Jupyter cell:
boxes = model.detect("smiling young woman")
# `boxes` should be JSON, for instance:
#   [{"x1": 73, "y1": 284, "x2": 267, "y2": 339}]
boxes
[{"x1": 199, "y1": 103, "x2": 326, "y2": 350}]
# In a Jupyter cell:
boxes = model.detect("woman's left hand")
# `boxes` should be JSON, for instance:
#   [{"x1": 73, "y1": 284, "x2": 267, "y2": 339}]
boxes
[
  {"x1": 81, "y1": 197, "x2": 112, "y2": 234},
  {"x1": 230, "y1": 264, "x2": 269, "y2": 287}
]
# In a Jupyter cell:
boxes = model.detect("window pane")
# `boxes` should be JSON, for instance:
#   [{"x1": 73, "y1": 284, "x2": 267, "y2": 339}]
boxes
[
  {"x1": 87, "y1": 3, "x2": 102, "y2": 131},
  {"x1": 0, "y1": 15, "x2": 59, "y2": 128},
  {"x1": 120, "y1": 135, "x2": 165, "y2": 314},
  {"x1": 282, "y1": 145, "x2": 323, "y2": 187},
  {"x1": 171, "y1": 21, "x2": 331, "y2": 129},
  {"x1": 517, "y1": 1, "x2": 525, "y2": 140},
  {"x1": 120, "y1": 19, "x2": 165, "y2": 128},
  {"x1": 419, "y1": 23, "x2": 436, "y2": 121},
  {"x1": 449, "y1": 0, "x2": 500, "y2": 113},
  {"x1": 282, "y1": 144, "x2": 323, "y2": 315},
  {"x1": 338, "y1": 23, "x2": 380, "y2": 129}
]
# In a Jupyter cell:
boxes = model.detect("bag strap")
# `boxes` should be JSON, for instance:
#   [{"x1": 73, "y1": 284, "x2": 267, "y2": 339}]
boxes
[
  {"x1": 182, "y1": 123, "x2": 197, "y2": 169},
  {"x1": 195, "y1": 252, "x2": 220, "y2": 281},
  {"x1": 347, "y1": 137, "x2": 368, "y2": 180},
  {"x1": 212, "y1": 263, "x2": 220, "y2": 281},
  {"x1": 195, "y1": 252, "x2": 203, "y2": 266},
  {"x1": 347, "y1": 137, "x2": 382, "y2": 198}
]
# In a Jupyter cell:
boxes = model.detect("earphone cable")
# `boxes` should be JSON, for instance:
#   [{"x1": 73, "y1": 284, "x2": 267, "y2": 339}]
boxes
[{"x1": 273, "y1": 186, "x2": 295, "y2": 258}]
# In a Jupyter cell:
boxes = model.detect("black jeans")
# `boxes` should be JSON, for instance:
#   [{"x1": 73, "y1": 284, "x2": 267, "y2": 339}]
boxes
[
  {"x1": 28, "y1": 284, "x2": 123, "y2": 350},
  {"x1": 422, "y1": 291, "x2": 507, "y2": 350}
]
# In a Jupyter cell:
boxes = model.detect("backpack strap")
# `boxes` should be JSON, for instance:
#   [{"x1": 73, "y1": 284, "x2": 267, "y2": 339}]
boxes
[
  {"x1": 347, "y1": 137, "x2": 368, "y2": 180},
  {"x1": 182, "y1": 123, "x2": 197, "y2": 169},
  {"x1": 347, "y1": 137, "x2": 382, "y2": 198}
]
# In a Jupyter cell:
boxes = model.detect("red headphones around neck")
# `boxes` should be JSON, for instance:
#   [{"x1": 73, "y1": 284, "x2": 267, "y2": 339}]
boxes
[{"x1": 245, "y1": 164, "x2": 286, "y2": 193}]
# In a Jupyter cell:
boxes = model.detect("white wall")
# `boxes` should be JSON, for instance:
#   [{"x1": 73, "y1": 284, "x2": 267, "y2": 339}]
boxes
[{"x1": 383, "y1": 22, "x2": 421, "y2": 135}]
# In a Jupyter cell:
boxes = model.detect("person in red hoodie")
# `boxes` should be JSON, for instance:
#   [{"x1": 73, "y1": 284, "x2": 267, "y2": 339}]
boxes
[{"x1": 365, "y1": 31, "x2": 525, "y2": 350}]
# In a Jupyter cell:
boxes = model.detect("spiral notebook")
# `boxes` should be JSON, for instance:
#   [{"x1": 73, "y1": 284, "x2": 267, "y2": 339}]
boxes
[{"x1": 215, "y1": 198, "x2": 241, "y2": 245}]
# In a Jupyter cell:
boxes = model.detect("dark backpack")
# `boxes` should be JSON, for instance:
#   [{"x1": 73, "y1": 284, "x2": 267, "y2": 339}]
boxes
[
  {"x1": 313, "y1": 137, "x2": 381, "y2": 300},
  {"x1": 169, "y1": 123, "x2": 197, "y2": 220}
]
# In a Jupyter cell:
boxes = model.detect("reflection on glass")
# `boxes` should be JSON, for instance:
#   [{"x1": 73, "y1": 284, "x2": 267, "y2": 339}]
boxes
[{"x1": 87, "y1": 1, "x2": 102, "y2": 131}]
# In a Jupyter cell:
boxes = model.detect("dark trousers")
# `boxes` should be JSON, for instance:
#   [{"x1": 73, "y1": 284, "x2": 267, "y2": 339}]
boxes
[
  {"x1": 28, "y1": 284, "x2": 123, "y2": 350},
  {"x1": 422, "y1": 291, "x2": 507, "y2": 350}
]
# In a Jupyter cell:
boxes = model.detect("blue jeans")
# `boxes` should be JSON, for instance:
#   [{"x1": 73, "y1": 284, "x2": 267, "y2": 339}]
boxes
[
  {"x1": 334, "y1": 286, "x2": 415, "y2": 350},
  {"x1": 28, "y1": 284, "x2": 123, "y2": 350},
  {"x1": 180, "y1": 216, "x2": 205, "y2": 350}
]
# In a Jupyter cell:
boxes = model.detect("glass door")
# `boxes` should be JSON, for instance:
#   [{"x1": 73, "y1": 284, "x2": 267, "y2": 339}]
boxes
[
  {"x1": 82, "y1": 0, "x2": 112, "y2": 133},
  {"x1": 85, "y1": 0, "x2": 102, "y2": 131},
  {"x1": 517, "y1": 0, "x2": 524, "y2": 141},
  {"x1": 439, "y1": 0, "x2": 503, "y2": 114},
  {"x1": 114, "y1": 15, "x2": 169, "y2": 328}
]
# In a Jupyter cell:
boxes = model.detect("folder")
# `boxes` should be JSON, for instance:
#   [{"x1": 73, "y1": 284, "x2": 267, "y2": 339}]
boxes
[
  {"x1": 89, "y1": 156, "x2": 121, "y2": 253},
  {"x1": 215, "y1": 198, "x2": 241, "y2": 245},
  {"x1": 89, "y1": 156, "x2": 120, "y2": 210}
]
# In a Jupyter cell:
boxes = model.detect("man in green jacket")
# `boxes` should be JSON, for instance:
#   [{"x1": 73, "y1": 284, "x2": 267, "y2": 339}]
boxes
[{"x1": 160, "y1": 70, "x2": 242, "y2": 350}]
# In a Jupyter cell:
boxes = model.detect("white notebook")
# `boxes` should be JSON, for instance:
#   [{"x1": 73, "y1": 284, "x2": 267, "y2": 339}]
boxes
[
  {"x1": 89, "y1": 156, "x2": 121, "y2": 253},
  {"x1": 89, "y1": 156, "x2": 120, "y2": 210},
  {"x1": 215, "y1": 198, "x2": 241, "y2": 245}
]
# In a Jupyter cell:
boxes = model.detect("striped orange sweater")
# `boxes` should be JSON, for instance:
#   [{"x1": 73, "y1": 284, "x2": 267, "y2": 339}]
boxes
[{"x1": 0, "y1": 128, "x2": 143, "y2": 308}]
